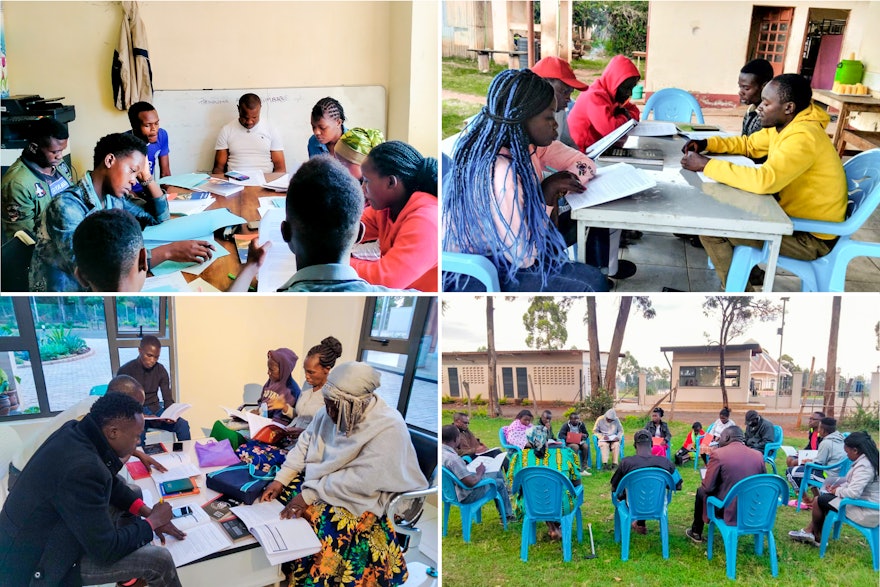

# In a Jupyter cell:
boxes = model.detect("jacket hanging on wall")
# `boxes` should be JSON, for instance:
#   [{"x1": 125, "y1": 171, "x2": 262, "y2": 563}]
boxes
[{"x1": 112, "y1": 0, "x2": 153, "y2": 110}]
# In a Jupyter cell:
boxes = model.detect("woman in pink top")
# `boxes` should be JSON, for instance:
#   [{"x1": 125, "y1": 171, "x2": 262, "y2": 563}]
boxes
[
  {"x1": 443, "y1": 69, "x2": 607, "y2": 292},
  {"x1": 353, "y1": 141, "x2": 438, "y2": 291}
]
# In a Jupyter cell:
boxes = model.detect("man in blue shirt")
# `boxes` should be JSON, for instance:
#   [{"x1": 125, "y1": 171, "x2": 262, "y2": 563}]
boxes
[{"x1": 126, "y1": 102, "x2": 170, "y2": 194}]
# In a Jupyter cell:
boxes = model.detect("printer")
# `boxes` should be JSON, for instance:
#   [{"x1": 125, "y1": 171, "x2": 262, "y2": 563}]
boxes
[{"x1": 1, "y1": 94, "x2": 76, "y2": 171}]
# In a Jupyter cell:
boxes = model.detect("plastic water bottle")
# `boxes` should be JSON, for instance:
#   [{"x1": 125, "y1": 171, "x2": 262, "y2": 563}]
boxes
[{"x1": 259, "y1": 402, "x2": 268, "y2": 418}]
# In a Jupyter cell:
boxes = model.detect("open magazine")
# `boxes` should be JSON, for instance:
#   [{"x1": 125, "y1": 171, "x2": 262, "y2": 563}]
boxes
[{"x1": 231, "y1": 500, "x2": 321, "y2": 565}]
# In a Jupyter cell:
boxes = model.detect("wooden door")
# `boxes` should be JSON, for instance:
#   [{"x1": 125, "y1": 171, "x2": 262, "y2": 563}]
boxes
[{"x1": 753, "y1": 7, "x2": 794, "y2": 76}]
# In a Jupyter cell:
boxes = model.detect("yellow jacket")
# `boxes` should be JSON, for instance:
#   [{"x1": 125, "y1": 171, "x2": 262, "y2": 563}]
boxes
[{"x1": 704, "y1": 104, "x2": 846, "y2": 239}]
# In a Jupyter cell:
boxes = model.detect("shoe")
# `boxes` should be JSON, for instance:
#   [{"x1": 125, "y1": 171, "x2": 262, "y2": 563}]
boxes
[
  {"x1": 789, "y1": 529, "x2": 818, "y2": 545},
  {"x1": 611, "y1": 463, "x2": 618, "y2": 469},
  {"x1": 748, "y1": 266, "x2": 766, "y2": 286},
  {"x1": 609, "y1": 259, "x2": 637, "y2": 280},
  {"x1": 686, "y1": 528, "x2": 703, "y2": 543},
  {"x1": 580, "y1": 469, "x2": 592, "y2": 476},
  {"x1": 661, "y1": 286, "x2": 684, "y2": 292},
  {"x1": 632, "y1": 521, "x2": 647, "y2": 535},
  {"x1": 623, "y1": 230, "x2": 643, "y2": 241},
  {"x1": 688, "y1": 236, "x2": 704, "y2": 249},
  {"x1": 787, "y1": 498, "x2": 812, "y2": 509}
]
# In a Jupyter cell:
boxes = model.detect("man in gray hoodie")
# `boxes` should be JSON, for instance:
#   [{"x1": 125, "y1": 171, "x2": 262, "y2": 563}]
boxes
[{"x1": 786, "y1": 417, "x2": 846, "y2": 506}]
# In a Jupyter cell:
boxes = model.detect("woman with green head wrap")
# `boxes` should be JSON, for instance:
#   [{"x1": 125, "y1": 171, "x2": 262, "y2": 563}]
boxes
[{"x1": 334, "y1": 127, "x2": 385, "y2": 182}]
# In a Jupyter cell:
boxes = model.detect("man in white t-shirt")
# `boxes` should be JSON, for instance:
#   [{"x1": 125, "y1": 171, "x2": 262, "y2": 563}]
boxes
[{"x1": 212, "y1": 93, "x2": 286, "y2": 174}]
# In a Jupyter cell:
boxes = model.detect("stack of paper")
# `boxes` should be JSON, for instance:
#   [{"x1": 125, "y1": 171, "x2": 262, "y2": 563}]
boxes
[
  {"x1": 257, "y1": 208, "x2": 297, "y2": 292},
  {"x1": 151, "y1": 453, "x2": 202, "y2": 485},
  {"x1": 565, "y1": 163, "x2": 657, "y2": 210},
  {"x1": 230, "y1": 500, "x2": 321, "y2": 564},
  {"x1": 630, "y1": 121, "x2": 678, "y2": 136},
  {"x1": 351, "y1": 241, "x2": 381, "y2": 261},
  {"x1": 262, "y1": 174, "x2": 291, "y2": 192}
]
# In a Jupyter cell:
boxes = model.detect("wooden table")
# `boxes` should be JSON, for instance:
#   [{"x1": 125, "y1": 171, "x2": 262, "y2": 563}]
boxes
[
  {"x1": 164, "y1": 173, "x2": 285, "y2": 291},
  {"x1": 811, "y1": 89, "x2": 880, "y2": 153},
  {"x1": 571, "y1": 136, "x2": 794, "y2": 292}
]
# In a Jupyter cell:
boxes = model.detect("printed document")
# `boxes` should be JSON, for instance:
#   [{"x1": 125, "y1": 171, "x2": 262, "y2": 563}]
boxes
[
  {"x1": 698, "y1": 155, "x2": 759, "y2": 183},
  {"x1": 159, "y1": 522, "x2": 232, "y2": 567},
  {"x1": 257, "y1": 208, "x2": 297, "y2": 292},
  {"x1": 565, "y1": 163, "x2": 656, "y2": 210},
  {"x1": 231, "y1": 500, "x2": 321, "y2": 564}
]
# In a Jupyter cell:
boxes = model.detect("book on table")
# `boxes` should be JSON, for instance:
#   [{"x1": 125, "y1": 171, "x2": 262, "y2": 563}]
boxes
[
  {"x1": 564, "y1": 163, "x2": 657, "y2": 210},
  {"x1": 198, "y1": 177, "x2": 244, "y2": 197},
  {"x1": 231, "y1": 500, "x2": 322, "y2": 565},
  {"x1": 202, "y1": 494, "x2": 245, "y2": 522},
  {"x1": 596, "y1": 146, "x2": 664, "y2": 167},
  {"x1": 144, "y1": 402, "x2": 191, "y2": 421},
  {"x1": 676, "y1": 123, "x2": 721, "y2": 132},
  {"x1": 220, "y1": 406, "x2": 292, "y2": 439}
]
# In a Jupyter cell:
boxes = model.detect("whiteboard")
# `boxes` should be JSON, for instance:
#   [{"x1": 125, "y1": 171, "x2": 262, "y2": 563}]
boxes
[{"x1": 153, "y1": 86, "x2": 386, "y2": 174}]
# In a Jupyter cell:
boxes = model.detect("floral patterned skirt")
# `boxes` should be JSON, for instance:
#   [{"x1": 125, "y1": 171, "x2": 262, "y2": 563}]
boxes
[{"x1": 279, "y1": 472, "x2": 409, "y2": 587}]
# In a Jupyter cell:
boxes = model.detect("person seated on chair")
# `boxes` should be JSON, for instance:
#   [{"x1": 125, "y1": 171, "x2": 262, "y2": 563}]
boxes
[
  {"x1": 353, "y1": 141, "x2": 438, "y2": 291},
  {"x1": 538, "y1": 410, "x2": 556, "y2": 440},
  {"x1": 442, "y1": 69, "x2": 608, "y2": 293},
  {"x1": 531, "y1": 56, "x2": 588, "y2": 149},
  {"x1": 72, "y1": 208, "x2": 148, "y2": 292},
  {"x1": 1, "y1": 117, "x2": 74, "y2": 242},
  {"x1": 453, "y1": 411, "x2": 494, "y2": 459},
  {"x1": 558, "y1": 411, "x2": 591, "y2": 476},
  {"x1": 252, "y1": 348, "x2": 302, "y2": 425},
  {"x1": 593, "y1": 408, "x2": 624, "y2": 469},
  {"x1": 442, "y1": 424, "x2": 514, "y2": 523},
  {"x1": 686, "y1": 426, "x2": 766, "y2": 543},
  {"x1": 289, "y1": 336, "x2": 344, "y2": 432},
  {"x1": 744, "y1": 409, "x2": 775, "y2": 454},
  {"x1": 213, "y1": 93, "x2": 286, "y2": 174},
  {"x1": 260, "y1": 362, "x2": 427, "y2": 586},
  {"x1": 506, "y1": 425, "x2": 581, "y2": 540},
  {"x1": 239, "y1": 156, "x2": 399, "y2": 292},
  {"x1": 126, "y1": 101, "x2": 171, "y2": 194},
  {"x1": 28, "y1": 132, "x2": 214, "y2": 292},
  {"x1": 117, "y1": 335, "x2": 191, "y2": 441},
  {"x1": 786, "y1": 417, "x2": 846, "y2": 508},
  {"x1": 738, "y1": 59, "x2": 776, "y2": 137},
  {"x1": 644, "y1": 407, "x2": 672, "y2": 457},
  {"x1": 786, "y1": 412, "x2": 825, "y2": 475},
  {"x1": 333, "y1": 127, "x2": 384, "y2": 184},
  {"x1": 0, "y1": 393, "x2": 184, "y2": 587},
  {"x1": 308, "y1": 97, "x2": 346, "y2": 158},
  {"x1": 503, "y1": 409, "x2": 535, "y2": 449},
  {"x1": 701, "y1": 407, "x2": 736, "y2": 462},
  {"x1": 681, "y1": 73, "x2": 847, "y2": 291},
  {"x1": 789, "y1": 431, "x2": 879, "y2": 546},
  {"x1": 611, "y1": 430, "x2": 681, "y2": 534},
  {"x1": 675, "y1": 421, "x2": 705, "y2": 465},
  {"x1": 567, "y1": 55, "x2": 640, "y2": 151}
]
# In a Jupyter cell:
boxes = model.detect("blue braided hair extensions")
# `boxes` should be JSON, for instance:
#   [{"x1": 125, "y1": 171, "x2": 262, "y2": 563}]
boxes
[{"x1": 443, "y1": 69, "x2": 568, "y2": 288}]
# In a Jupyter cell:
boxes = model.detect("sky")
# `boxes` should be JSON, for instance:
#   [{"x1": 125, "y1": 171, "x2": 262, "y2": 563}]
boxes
[{"x1": 442, "y1": 295, "x2": 880, "y2": 379}]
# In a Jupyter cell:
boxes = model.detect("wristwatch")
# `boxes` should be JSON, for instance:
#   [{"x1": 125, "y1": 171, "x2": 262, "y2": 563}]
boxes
[{"x1": 140, "y1": 176, "x2": 154, "y2": 187}]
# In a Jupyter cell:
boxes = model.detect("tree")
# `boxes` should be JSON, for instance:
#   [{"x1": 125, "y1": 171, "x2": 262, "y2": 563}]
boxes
[
  {"x1": 824, "y1": 296, "x2": 842, "y2": 418},
  {"x1": 875, "y1": 321, "x2": 879, "y2": 351},
  {"x1": 617, "y1": 351, "x2": 640, "y2": 392},
  {"x1": 523, "y1": 297, "x2": 572, "y2": 350},
  {"x1": 779, "y1": 353, "x2": 801, "y2": 373},
  {"x1": 585, "y1": 297, "x2": 602, "y2": 395},
  {"x1": 571, "y1": 2, "x2": 648, "y2": 55},
  {"x1": 703, "y1": 297, "x2": 780, "y2": 407},
  {"x1": 603, "y1": 297, "x2": 655, "y2": 393},
  {"x1": 485, "y1": 297, "x2": 500, "y2": 417}
]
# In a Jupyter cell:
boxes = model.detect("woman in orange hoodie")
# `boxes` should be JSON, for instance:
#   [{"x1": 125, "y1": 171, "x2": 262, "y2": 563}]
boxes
[{"x1": 352, "y1": 141, "x2": 438, "y2": 291}]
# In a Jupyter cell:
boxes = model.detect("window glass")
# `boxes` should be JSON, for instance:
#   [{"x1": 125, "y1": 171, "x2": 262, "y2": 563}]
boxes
[
  {"x1": 0, "y1": 298, "x2": 19, "y2": 336},
  {"x1": 370, "y1": 297, "x2": 416, "y2": 340},
  {"x1": 115, "y1": 297, "x2": 162, "y2": 335},
  {"x1": 679, "y1": 365, "x2": 740, "y2": 388},
  {"x1": 405, "y1": 298, "x2": 438, "y2": 433}
]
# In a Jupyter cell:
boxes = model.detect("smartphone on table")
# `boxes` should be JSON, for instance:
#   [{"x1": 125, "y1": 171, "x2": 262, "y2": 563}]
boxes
[
  {"x1": 172, "y1": 442, "x2": 184, "y2": 452},
  {"x1": 160, "y1": 478, "x2": 195, "y2": 495},
  {"x1": 172, "y1": 506, "x2": 193, "y2": 518},
  {"x1": 224, "y1": 171, "x2": 249, "y2": 181}
]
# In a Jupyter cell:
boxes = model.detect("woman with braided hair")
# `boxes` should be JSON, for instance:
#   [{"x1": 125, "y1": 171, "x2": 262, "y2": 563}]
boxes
[
  {"x1": 308, "y1": 97, "x2": 347, "y2": 157},
  {"x1": 261, "y1": 362, "x2": 428, "y2": 587},
  {"x1": 288, "y1": 336, "x2": 343, "y2": 432},
  {"x1": 354, "y1": 140, "x2": 438, "y2": 291},
  {"x1": 443, "y1": 68, "x2": 607, "y2": 292}
]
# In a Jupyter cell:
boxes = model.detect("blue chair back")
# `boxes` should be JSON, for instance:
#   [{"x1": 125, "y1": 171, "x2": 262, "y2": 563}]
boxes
[
  {"x1": 441, "y1": 466, "x2": 468, "y2": 505},
  {"x1": 89, "y1": 384, "x2": 108, "y2": 396},
  {"x1": 840, "y1": 149, "x2": 880, "y2": 230},
  {"x1": 499, "y1": 426, "x2": 522, "y2": 455},
  {"x1": 512, "y1": 467, "x2": 578, "y2": 520},
  {"x1": 729, "y1": 474, "x2": 788, "y2": 533},
  {"x1": 764, "y1": 425, "x2": 784, "y2": 460},
  {"x1": 641, "y1": 88, "x2": 705, "y2": 124},
  {"x1": 442, "y1": 251, "x2": 501, "y2": 292},
  {"x1": 613, "y1": 468, "x2": 675, "y2": 519}
]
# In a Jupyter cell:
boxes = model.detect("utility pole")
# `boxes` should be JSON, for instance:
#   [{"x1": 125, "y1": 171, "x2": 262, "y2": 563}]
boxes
[{"x1": 775, "y1": 296, "x2": 789, "y2": 408}]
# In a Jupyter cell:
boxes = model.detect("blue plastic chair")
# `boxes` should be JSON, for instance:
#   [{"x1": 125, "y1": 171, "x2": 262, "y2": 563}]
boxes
[
  {"x1": 591, "y1": 431, "x2": 625, "y2": 470},
  {"x1": 499, "y1": 426, "x2": 523, "y2": 459},
  {"x1": 819, "y1": 497, "x2": 880, "y2": 571},
  {"x1": 442, "y1": 251, "x2": 501, "y2": 292},
  {"x1": 707, "y1": 474, "x2": 788, "y2": 580},
  {"x1": 441, "y1": 466, "x2": 508, "y2": 542},
  {"x1": 89, "y1": 384, "x2": 108, "y2": 396},
  {"x1": 612, "y1": 468, "x2": 677, "y2": 561},
  {"x1": 512, "y1": 467, "x2": 583, "y2": 562},
  {"x1": 694, "y1": 423, "x2": 715, "y2": 471},
  {"x1": 641, "y1": 88, "x2": 705, "y2": 124},
  {"x1": 795, "y1": 456, "x2": 852, "y2": 511},
  {"x1": 725, "y1": 149, "x2": 880, "y2": 292},
  {"x1": 763, "y1": 426, "x2": 784, "y2": 474}
]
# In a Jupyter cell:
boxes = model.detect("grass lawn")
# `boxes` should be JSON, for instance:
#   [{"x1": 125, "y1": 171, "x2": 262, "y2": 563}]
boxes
[
  {"x1": 441, "y1": 411, "x2": 878, "y2": 587},
  {"x1": 442, "y1": 99, "x2": 481, "y2": 139},
  {"x1": 443, "y1": 57, "x2": 506, "y2": 96}
]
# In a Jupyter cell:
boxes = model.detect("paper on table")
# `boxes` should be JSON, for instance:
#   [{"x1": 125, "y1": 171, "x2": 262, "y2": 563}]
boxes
[
  {"x1": 169, "y1": 197, "x2": 215, "y2": 216},
  {"x1": 151, "y1": 453, "x2": 202, "y2": 484},
  {"x1": 158, "y1": 173, "x2": 211, "y2": 190},
  {"x1": 143, "y1": 209, "x2": 246, "y2": 242},
  {"x1": 147, "y1": 237, "x2": 227, "y2": 276},
  {"x1": 230, "y1": 500, "x2": 321, "y2": 564},
  {"x1": 680, "y1": 130, "x2": 739, "y2": 141},
  {"x1": 698, "y1": 155, "x2": 759, "y2": 183},
  {"x1": 167, "y1": 501, "x2": 212, "y2": 531},
  {"x1": 258, "y1": 196, "x2": 286, "y2": 209},
  {"x1": 262, "y1": 174, "x2": 290, "y2": 192},
  {"x1": 142, "y1": 272, "x2": 191, "y2": 292},
  {"x1": 257, "y1": 208, "x2": 297, "y2": 292},
  {"x1": 227, "y1": 169, "x2": 267, "y2": 187},
  {"x1": 629, "y1": 121, "x2": 678, "y2": 136},
  {"x1": 351, "y1": 241, "x2": 381, "y2": 261},
  {"x1": 158, "y1": 522, "x2": 232, "y2": 567},
  {"x1": 187, "y1": 277, "x2": 221, "y2": 293},
  {"x1": 565, "y1": 163, "x2": 656, "y2": 210}
]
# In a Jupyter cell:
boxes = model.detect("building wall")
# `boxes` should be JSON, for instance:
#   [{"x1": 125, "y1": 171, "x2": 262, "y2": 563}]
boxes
[
  {"x1": 670, "y1": 349, "x2": 752, "y2": 404},
  {"x1": 4, "y1": 1, "x2": 437, "y2": 173},
  {"x1": 645, "y1": 1, "x2": 876, "y2": 99}
]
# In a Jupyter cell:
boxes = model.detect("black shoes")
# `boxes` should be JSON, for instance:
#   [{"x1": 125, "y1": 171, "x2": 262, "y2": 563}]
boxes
[{"x1": 609, "y1": 259, "x2": 637, "y2": 280}]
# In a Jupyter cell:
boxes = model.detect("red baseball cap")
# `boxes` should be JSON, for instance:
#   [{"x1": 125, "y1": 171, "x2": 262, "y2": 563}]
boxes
[{"x1": 531, "y1": 57, "x2": 588, "y2": 90}]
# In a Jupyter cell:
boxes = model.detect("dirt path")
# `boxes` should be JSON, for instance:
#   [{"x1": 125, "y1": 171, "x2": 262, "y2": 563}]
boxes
[{"x1": 442, "y1": 90, "x2": 485, "y2": 104}]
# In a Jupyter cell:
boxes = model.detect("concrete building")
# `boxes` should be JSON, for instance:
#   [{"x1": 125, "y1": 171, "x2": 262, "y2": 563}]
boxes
[
  {"x1": 750, "y1": 349, "x2": 793, "y2": 395},
  {"x1": 660, "y1": 343, "x2": 763, "y2": 406},
  {"x1": 441, "y1": 349, "x2": 621, "y2": 404}
]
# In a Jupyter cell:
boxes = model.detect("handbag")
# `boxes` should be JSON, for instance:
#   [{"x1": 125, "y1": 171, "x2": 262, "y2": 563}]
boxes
[
  {"x1": 206, "y1": 462, "x2": 279, "y2": 505},
  {"x1": 235, "y1": 439, "x2": 289, "y2": 473},
  {"x1": 210, "y1": 420, "x2": 246, "y2": 449},
  {"x1": 565, "y1": 431, "x2": 584, "y2": 445},
  {"x1": 194, "y1": 438, "x2": 241, "y2": 468}
]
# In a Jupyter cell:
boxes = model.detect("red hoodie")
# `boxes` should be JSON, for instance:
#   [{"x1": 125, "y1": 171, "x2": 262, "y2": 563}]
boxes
[{"x1": 568, "y1": 55, "x2": 641, "y2": 150}]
